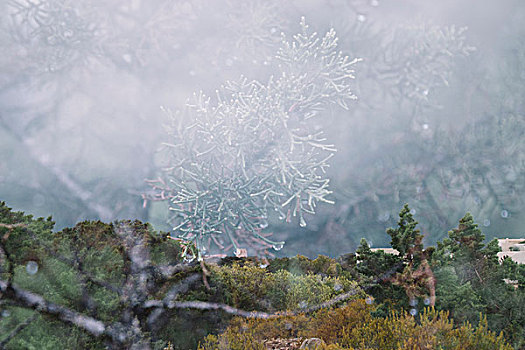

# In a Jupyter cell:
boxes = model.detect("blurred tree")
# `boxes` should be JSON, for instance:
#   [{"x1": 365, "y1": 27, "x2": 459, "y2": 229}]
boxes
[
  {"x1": 1, "y1": 0, "x2": 524, "y2": 260},
  {"x1": 0, "y1": 0, "x2": 292, "y2": 230}
]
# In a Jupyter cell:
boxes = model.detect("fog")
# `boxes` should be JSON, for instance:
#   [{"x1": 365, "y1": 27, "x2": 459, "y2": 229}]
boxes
[{"x1": 1, "y1": 0, "x2": 524, "y2": 258}]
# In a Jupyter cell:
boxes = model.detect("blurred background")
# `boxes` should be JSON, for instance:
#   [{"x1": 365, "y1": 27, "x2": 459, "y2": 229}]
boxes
[{"x1": 1, "y1": 0, "x2": 524, "y2": 257}]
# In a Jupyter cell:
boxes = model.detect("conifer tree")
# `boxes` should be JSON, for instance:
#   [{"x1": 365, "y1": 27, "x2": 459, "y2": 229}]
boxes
[{"x1": 387, "y1": 204, "x2": 423, "y2": 260}]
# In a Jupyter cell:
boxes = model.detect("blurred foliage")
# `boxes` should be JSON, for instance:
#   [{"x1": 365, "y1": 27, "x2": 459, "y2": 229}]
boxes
[{"x1": 1, "y1": 0, "x2": 525, "y2": 259}]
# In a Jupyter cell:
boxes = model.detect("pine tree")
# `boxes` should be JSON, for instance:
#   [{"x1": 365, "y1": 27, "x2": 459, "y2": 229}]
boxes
[{"x1": 387, "y1": 204, "x2": 423, "y2": 260}]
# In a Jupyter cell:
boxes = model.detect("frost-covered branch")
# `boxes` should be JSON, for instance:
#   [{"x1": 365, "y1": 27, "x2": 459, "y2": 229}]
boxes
[{"x1": 146, "y1": 18, "x2": 360, "y2": 258}]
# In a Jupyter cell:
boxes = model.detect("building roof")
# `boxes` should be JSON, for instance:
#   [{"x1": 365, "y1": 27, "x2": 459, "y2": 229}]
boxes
[
  {"x1": 370, "y1": 248, "x2": 399, "y2": 255},
  {"x1": 498, "y1": 238, "x2": 525, "y2": 252},
  {"x1": 497, "y1": 239, "x2": 525, "y2": 264},
  {"x1": 497, "y1": 251, "x2": 525, "y2": 264}
]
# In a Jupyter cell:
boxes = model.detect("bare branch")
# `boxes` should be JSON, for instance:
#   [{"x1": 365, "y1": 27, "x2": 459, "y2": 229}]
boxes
[
  {"x1": 114, "y1": 221, "x2": 152, "y2": 305},
  {"x1": 0, "y1": 280, "x2": 106, "y2": 336}
]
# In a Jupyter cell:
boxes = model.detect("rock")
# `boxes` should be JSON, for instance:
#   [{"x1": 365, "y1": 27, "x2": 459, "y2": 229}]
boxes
[
  {"x1": 263, "y1": 337, "x2": 302, "y2": 349},
  {"x1": 299, "y1": 337, "x2": 325, "y2": 349}
]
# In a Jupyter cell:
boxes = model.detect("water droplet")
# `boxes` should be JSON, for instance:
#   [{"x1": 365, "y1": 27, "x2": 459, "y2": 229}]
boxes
[
  {"x1": 410, "y1": 209, "x2": 416, "y2": 215},
  {"x1": 357, "y1": 14, "x2": 367, "y2": 22},
  {"x1": 422, "y1": 123, "x2": 429, "y2": 130},
  {"x1": 365, "y1": 297, "x2": 373, "y2": 304},
  {"x1": 409, "y1": 308, "x2": 418, "y2": 316},
  {"x1": 416, "y1": 186, "x2": 423, "y2": 194},
  {"x1": 263, "y1": 60, "x2": 269, "y2": 66},
  {"x1": 370, "y1": 0, "x2": 379, "y2": 6},
  {"x1": 334, "y1": 283, "x2": 342, "y2": 292},
  {"x1": 259, "y1": 220, "x2": 268, "y2": 229},
  {"x1": 272, "y1": 242, "x2": 285, "y2": 251},
  {"x1": 1, "y1": 309, "x2": 10, "y2": 317},
  {"x1": 409, "y1": 298, "x2": 418, "y2": 307},
  {"x1": 299, "y1": 216, "x2": 307, "y2": 227},
  {"x1": 46, "y1": 36, "x2": 56, "y2": 45},
  {"x1": 501, "y1": 210, "x2": 509, "y2": 218},
  {"x1": 270, "y1": 27, "x2": 278, "y2": 34},
  {"x1": 189, "y1": 70, "x2": 196, "y2": 76},
  {"x1": 26, "y1": 261, "x2": 39, "y2": 275},
  {"x1": 63, "y1": 29, "x2": 73, "y2": 38},
  {"x1": 298, "y1": 300, "x2": 308, "y2": 309},
  {"x1": 424, "y1": 298, "x2": 431, "y2": 306},
  {"x1": 483, "y1": 219, "x2": 491, "y2": 227},
  {"x1": 259, "y1": 264, "x2": 268, "y2": 269}
]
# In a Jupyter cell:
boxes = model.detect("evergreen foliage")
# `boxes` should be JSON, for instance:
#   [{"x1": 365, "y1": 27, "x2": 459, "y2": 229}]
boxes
[
  {"x1": 0, "y1": 202, "x2": 366, "y2": 349},
  {"x1": 0, "y1": 201, "x2": 523, "y2": 348},
  {"x1": 387, "y1": 204, "x2": 423, "y2": 259},
  {"x1": 356, "y1": 206, "x2": 525, "y2": 349},
  {"x1": 432, "y1": 213, "x2": 525, "y2": 348}
]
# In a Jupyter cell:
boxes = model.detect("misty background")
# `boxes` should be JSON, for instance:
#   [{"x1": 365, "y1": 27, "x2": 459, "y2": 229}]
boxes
[{"x1": 1, "y1": 0, "x2": 524, "y2": 257}]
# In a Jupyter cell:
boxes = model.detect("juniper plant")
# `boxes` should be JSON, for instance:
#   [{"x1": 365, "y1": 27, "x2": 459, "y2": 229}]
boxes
[{"x1": 145, "y1": 18, "x2": 360, "y2": 259}]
